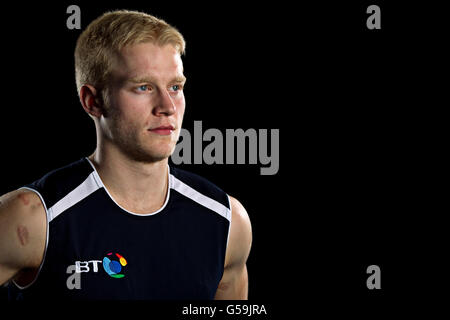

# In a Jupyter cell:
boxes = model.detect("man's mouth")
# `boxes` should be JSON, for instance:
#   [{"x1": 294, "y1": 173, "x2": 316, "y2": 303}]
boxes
[{"x1": 148, "y1": 125, "x2": 175, "y2": 136}]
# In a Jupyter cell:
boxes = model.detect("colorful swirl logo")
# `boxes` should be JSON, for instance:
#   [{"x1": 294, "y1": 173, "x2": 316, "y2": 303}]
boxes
[{"x1": 103, "y1": 252, "x2": 127, "y2": 278}]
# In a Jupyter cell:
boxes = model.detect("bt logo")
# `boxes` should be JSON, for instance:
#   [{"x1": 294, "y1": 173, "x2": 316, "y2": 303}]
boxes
[
  {"x1": 103, "y1": 252, "x2": 127, "y2": 278},
  {"x1": 66, "y1": 252, "x2": 128, "y2": 289}
]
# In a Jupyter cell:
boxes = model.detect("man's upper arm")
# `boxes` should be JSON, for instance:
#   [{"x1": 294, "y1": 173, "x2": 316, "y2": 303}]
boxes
[
  {"x1": 0, "y1": 189, "x2": 47, "y2": 285},
  {"x1": 215, "y1": 196, "x2": 252, "y2": 300}
]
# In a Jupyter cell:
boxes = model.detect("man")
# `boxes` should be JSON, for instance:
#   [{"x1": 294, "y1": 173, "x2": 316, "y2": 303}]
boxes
[{"x1": 0, "y1": 10, "x2": 252, "y2": 300}]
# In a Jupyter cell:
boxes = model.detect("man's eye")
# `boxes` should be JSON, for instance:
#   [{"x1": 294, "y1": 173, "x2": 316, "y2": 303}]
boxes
[
  {"x1": 137, "y1": 85, "x2": 150, "y2": 91},
  {"x1": 170, "y1": 84, "x2": 182, "y2": 92}
]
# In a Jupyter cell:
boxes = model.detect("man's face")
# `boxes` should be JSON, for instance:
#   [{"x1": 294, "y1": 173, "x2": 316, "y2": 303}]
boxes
[{"x1": 99, "y1": 42, "x2": 186, "y2": 163}]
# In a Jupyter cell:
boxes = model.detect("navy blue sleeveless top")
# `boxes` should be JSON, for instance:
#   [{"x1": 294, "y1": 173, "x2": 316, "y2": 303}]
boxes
[{"x1": 8, "y1": 158, "x2": 231, "y2": 300}]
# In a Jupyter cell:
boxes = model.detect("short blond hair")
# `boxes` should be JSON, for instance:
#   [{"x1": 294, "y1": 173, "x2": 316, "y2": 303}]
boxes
[{"x1": 74, "y1": 10, "x2": 185, "y2": 95}]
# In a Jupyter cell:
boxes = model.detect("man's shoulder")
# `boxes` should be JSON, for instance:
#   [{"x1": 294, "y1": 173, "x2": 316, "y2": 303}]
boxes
[
  {"x1": 169, "y1": 166, "x2": 230, "y2": 211},
  {"x1": 24, "y1": 158, "x2": 93, "y2": 209}
]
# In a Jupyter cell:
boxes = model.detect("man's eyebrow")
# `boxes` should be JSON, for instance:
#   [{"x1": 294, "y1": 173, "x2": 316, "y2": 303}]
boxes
[
  {"x1": 173, "y1": 75, "x2": 187, "y2": 83},
  {"x1": 128, "y1": 75, "x2": 187, "y2": 84}
]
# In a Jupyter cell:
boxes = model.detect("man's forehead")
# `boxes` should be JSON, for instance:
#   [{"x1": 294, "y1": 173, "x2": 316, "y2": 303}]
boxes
[
  {"x1": 126, "y1": 61, "x2": 185, "y2": 83},
  {"x1": 112, "y1": 43, "x2": 184, "y2": 81},
  {"x1": 119, "y1": 42, "x2": 182, "y2": 66}
]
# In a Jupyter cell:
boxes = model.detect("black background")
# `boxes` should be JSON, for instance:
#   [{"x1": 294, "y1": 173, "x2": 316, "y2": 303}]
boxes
[{"x1": 1, "y1": 0, "x2": 446, "y2": 316}]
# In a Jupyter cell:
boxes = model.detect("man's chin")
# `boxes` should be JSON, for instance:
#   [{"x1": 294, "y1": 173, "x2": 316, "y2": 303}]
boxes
[{"x1": 118, "y1": 146, "x2": 167, "y2": 164}]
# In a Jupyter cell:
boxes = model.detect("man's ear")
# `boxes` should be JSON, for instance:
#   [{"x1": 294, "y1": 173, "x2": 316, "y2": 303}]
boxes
[{"x1": 79, "y1": 84, "x2": 104, "y2": 118}]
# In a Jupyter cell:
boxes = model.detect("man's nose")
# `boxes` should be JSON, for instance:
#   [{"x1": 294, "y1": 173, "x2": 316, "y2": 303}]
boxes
[{"x1": 153, "y1": 89, "x2": 176, "y2": 116}]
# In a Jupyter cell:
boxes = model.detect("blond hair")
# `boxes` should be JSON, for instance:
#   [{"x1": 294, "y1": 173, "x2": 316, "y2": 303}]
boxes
[{"x1": 74, "y1": 10, "x2": 185, "y2": 96}]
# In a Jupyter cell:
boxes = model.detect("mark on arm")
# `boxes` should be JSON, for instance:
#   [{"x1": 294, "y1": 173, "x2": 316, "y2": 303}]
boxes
[
  {"x1": 17, "y1": 225, "x2": 29, "y2": 246},
  {"x1": 18, "y1": 193, "x2": 30, "y2": 206}
]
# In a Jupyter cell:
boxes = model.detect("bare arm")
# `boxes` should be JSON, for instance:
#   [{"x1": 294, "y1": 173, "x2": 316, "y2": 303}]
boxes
[
  {"x1": 0, "y1": 190, "x2": 46, "y2": 286},
  {"x1": 215, "y1": 196, "x2": 252, "y2": 300}
]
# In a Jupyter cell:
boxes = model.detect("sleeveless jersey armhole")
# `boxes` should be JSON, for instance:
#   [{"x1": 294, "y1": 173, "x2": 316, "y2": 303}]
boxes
[
  {"x1": 226, "y1": 194, "x2": 232, "y2": 249},
  {"x1": 12, "y1": 187, "x2": 50, "y2": 290}
]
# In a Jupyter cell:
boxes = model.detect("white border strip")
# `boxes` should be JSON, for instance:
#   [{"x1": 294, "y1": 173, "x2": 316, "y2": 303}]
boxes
[
  {"x1": 170, "y1": 175, "x2": 231, "y2": 222},
  {"x1": 47, "y1": 172, "x2": 101, "y2": 222},
  {"x1": 226, "y1": 194, "x2": 232, "y2": 248},
  {"x1": 13, "y1": 187, "x2": 49, "y2": 290},
  {"x1": 85, "y1": 157, "x2": 171, "y2": 216}
]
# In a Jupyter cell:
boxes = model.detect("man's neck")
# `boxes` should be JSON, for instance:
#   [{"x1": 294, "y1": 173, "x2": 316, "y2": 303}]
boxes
[{"x1": 88, "y1": 147, "x2": 169, "y2": 214}]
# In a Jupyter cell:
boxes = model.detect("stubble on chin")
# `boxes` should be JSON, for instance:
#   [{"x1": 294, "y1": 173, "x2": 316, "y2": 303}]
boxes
[{"x1": 115, "y1": 129, "x2": 178, "y2": 164}]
